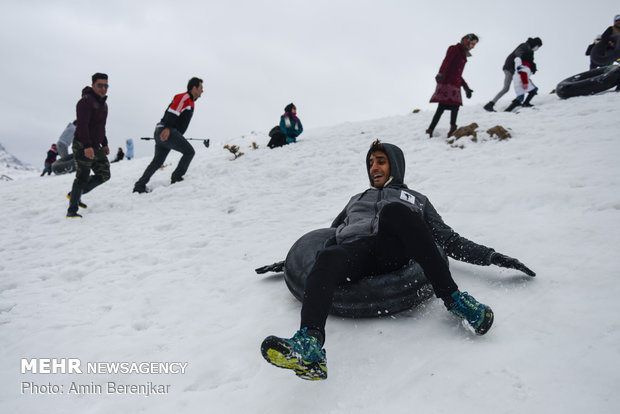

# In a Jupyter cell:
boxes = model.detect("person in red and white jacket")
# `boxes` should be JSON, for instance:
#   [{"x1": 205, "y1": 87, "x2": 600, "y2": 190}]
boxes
[
  {"x1": 505, "y1": 61, "x2": 538, "y2": 112},
  {"x1": 133, "y1": 77, "x2": 204, "y2": 193},
  {"x1": 40, "y1": 144, "x2": 58, "y2": 176}
]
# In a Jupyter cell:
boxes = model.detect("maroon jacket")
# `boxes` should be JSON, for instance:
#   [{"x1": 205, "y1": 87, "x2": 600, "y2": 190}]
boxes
[
  {"x1": 74, "y1": 86, "x2": 108, "y2": 149},
  {"x1": 430, "y1": 43, "x2": 470, "y2": 106}
]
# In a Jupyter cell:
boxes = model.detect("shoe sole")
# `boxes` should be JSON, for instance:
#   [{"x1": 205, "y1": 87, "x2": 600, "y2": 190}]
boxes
[
  {"x1": 261, "y1": 336, "x2": 327, "y2": 380},
  {"x1": 475, "y1": 307, "x2": 494, "y2": 335}
]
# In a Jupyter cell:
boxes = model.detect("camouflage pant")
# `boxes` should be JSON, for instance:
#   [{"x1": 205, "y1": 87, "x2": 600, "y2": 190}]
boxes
[{"x1": 70, "y1": 141, "x2": 110, "y2": 194}]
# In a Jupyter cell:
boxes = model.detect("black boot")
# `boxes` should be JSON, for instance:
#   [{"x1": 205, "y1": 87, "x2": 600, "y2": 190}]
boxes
[
  {"x1": 522, "y1": 90, "x2": 537, "y2": 107},
  {"x1": 425, "y1": 128, "x2": 434, "y2": 138},
  {"x1": 447, "y1": 124, "x2": 457, "y2": 137},
  {"x1": 483, "y1": 101, "x2": 495, "y2": 112},
  {"x1": 505, "y1": 99, "x2": 521, "y2": 112},
  {"x1": 67, "y1": 189, "x2": 83, "y2": 217}
]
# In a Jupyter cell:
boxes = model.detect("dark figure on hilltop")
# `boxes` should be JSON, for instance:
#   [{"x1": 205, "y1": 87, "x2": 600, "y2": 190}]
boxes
[{"x1": 111, "y1": 147, "x2": 124, "y2": 163}]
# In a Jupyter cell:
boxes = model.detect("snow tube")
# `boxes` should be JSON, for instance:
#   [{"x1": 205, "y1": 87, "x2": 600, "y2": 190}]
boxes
[
  {"x1": 556, "y1": 64, "x2": 620, "y2": 99},
  {"x1": 283, "y1": 228, "x2": 434, "y2": 318},
  {"x1": 52, "y1": 155, "x2": 75, "y2": 175}
]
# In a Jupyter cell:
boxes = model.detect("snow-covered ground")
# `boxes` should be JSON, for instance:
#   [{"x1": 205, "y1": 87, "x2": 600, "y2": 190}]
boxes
[{"x1": 1, "y1": 92, "x2": 619, "y2": 413}]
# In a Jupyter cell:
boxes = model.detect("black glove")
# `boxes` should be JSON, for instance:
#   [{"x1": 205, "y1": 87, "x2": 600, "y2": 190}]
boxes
[
  {"x1": 490, "y1": 253, "x2": 536, "y2": 276},
  {"x1": 464, "y1": 87, "x2": 473, "y2": 99},
  {"x1": 255, "y1": 261, "x2": 285, "y2": 274},
  {"x1": 435, "y1": 73, "x2": 444, "y2": 83}
]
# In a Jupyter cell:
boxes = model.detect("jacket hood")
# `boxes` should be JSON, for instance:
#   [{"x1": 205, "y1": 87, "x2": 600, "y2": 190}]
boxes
[
  {"x1": 366, "y1": 142, "x2": 407, "y2": 188},
  {"x1": 526, "y1": 37, "x2": 542, "y2": 48},
  {"x1": 82, "y1": 86, "x2": 107, "y2": 103}
]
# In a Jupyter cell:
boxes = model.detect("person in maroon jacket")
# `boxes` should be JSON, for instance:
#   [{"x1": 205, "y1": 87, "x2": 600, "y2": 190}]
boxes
[
  {"x1": 426, "y1": 34, "x2": 478, "y2": 138},
  {"x1": 133, "y1": 77, "x2": 204, "y2": 193},
  {"x1": 66, "y1": 73, "x2": 111, "y2": 218}
]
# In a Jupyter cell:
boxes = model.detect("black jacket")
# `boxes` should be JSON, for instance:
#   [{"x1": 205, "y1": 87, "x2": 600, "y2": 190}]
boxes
[
  {"x1": 331, "y1": 143, "x2": 495, "y2": 265},
  {"x1": 503, "y1": 38, "x2": 540, "y2": 74}
]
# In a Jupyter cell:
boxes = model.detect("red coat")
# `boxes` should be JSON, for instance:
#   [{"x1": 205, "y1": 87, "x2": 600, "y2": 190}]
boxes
[{"x1": 430, "y1": 43, "x2": 470, "y2": 106}]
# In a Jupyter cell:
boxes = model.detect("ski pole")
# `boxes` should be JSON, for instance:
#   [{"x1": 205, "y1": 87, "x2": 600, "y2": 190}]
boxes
[{"x1": 140, "y1": 137, "x2": 210, "y2": 148}]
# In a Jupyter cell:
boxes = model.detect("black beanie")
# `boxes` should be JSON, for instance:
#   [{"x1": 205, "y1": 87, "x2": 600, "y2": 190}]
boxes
[{"x1": 284, "y1": 103, "x2": 296, "y2": 113}]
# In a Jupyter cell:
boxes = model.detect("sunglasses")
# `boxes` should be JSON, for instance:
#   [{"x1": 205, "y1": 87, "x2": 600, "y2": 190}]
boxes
[{"x1": 96, "y1": 83, "x2": 109, "y2": 89}]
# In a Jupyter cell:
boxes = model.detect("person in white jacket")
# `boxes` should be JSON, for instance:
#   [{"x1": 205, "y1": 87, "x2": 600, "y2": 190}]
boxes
[{"x1": 505, "y1": 61, "x2": 538, "y2": 112}]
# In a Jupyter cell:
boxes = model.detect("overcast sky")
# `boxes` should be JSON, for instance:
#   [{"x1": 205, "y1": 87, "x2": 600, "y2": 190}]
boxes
[{"x1": 1, "y1": 0, "x2": 616, "y2": 165}]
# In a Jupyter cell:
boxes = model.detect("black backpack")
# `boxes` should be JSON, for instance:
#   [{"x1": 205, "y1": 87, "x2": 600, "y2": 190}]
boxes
[
  {"x1": 267, "y1": 125, "x2": 286, "y2": 148},
  {"x1": 268, "y1": 125, "x2": 281, "y2": 138}
]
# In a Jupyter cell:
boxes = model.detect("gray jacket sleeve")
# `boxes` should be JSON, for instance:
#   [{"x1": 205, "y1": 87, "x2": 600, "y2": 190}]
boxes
[{"x1": 423, "y1": 199, "x2": 495, "y2": 265}]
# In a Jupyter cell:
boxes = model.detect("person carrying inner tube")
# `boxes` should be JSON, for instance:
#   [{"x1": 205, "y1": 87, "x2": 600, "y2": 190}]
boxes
[
  {"x1": 483, "y1": 37, "x2": 542, "y2": 112},
  {"x1": 261, "y1": 139, "x2": 536, "y2": 381}
]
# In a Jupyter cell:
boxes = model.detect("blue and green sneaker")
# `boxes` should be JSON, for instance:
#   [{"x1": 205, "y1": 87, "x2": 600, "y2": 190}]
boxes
[
  {"x1": 261, "y1": 328, "x2": 327, "y2": 380},
  {"x1": 448, "y1": 291, "x2": 494, "y2": 335}
]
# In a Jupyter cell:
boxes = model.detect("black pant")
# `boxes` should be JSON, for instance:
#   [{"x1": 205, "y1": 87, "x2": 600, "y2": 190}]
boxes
[
  {"x1": 428, "y1": 103, "x2": 459, "y2": 130},
  {"x1": 135, "y1": 127, "x2": 195, "y2": 188},
  {"x1": 300, "y1": 203, "x2": 458, "y2": 337}
]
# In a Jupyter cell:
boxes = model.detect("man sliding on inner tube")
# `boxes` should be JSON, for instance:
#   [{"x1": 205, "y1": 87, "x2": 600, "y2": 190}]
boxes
[{"x1": 260, "y1": 139, "x2": 535, "y2": 381}]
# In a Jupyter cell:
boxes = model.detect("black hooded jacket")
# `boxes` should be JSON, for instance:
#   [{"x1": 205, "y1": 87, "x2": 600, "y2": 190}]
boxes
[
  {"x1": 502, "y1": 38, "x2": 542, "y2": 74},
  {"x1": 331, "y1": 143, "x2": 494, "y2": 265}
]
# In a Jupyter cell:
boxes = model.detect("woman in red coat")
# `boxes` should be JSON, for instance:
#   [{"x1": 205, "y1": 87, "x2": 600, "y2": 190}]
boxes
[{"x1": 426, "y1": 34, "x2": 478, "y2": 138}]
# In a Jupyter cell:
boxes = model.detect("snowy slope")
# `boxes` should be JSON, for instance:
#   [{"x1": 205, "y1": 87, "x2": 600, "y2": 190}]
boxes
[{"x1": 1, "y1": 92, "x2": 620, "y2": 414}]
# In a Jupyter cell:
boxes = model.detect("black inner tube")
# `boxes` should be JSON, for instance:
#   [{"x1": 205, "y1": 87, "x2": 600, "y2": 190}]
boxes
[
  {"x1": 283, "y1": 228, "x2": 434, "y2": 318},
  {"x1": 556, "y1": 65, "x2": 620, "y2": 99}
]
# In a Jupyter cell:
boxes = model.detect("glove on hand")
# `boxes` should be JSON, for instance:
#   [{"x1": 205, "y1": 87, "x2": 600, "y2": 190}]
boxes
[
  {"x1": 490, "y1": 252, "x2": 536, "y2": 276},
  {"x1": 464, "y1": 88, "x2": 473, "y2": 99},
  {"x1": 435, "y1": 73, "x2": 444, "y2": 83},
  {"x1": 255, "y1": 261, "x2": 285, "y2": 274}
]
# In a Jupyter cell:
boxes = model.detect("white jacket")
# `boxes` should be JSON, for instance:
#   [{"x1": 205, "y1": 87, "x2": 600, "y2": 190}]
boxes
[{"x1": 513, "y1": 64, "x2": 536, "y2": 96}]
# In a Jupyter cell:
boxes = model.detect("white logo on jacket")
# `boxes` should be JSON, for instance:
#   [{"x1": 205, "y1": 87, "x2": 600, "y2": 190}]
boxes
[{"x1": 400, "y1": 191, "x2": 416, "y2": 205}]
